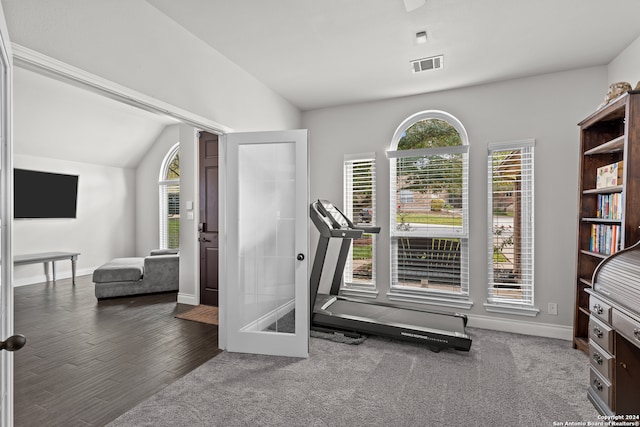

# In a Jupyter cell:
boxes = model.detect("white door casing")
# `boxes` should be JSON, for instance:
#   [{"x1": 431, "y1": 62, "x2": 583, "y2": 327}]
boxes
[{"x1": 0, "y1": 3, "x2": 14, "y2": 426}]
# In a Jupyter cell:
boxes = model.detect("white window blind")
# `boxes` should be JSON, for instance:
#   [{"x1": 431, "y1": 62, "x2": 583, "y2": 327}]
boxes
[
  {"x1": 487, "y1": 140, "x2": 535, "y2": 306},
  {"x1": 159, "y1": 184, "x2": 180, "y2": 249},
  {"x1": 159, "y1": 143, "x2": 180, "y2": 250},
  {"x1": 343, "y1": 154, "x2": 376, "y2": 289},
  {"x1": 390, "y1": 147, "x2": 469, "y2": 296}
]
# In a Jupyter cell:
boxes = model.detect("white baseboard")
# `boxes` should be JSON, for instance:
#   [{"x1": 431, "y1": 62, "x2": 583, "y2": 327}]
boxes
[
  {"x1": 13, "y1": 266, "x2": 97, "y2": 287},
  {"x1": 467, "y1": 313, "x2": 573, "y2": 341},
  {"x1": 177, "y1": 292, "x2": 198, "y2": 306}
]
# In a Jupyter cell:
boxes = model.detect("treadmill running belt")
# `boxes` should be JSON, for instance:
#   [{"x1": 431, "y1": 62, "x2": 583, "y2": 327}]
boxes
[{"x1": 325, "y1": 300, "x2": 465, "y2": 334}]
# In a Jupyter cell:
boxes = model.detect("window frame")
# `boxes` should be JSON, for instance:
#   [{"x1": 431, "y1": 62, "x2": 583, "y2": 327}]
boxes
[
  {"x1": 159, "y1": 142, "x2": 180, "y2": 250},
  {"x1": 387, "y1": 110, "x2": 472, "y2": 309},
  {"x1": 342, "y1": 153, "x2": 378, "y2": 298},
  {"x1": 485, "y1": 139, "x2": 538, "y2": 316}
]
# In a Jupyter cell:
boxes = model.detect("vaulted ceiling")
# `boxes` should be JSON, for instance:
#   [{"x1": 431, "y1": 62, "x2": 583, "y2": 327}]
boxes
[
  {"x1": 13, "y1": 67, "x2": 178, "y2": 168},
  {"x1": 9, "y1": 0, "x2": 640, "y2": 168}
]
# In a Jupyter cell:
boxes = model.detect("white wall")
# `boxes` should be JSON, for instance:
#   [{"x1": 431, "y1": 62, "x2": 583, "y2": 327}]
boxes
[
  {"x1": 135, "y1": 123, "x2": 198, "y2": 304},
  {"x1": 607, "y1": 34, "x2": 640, "y2": 89},
  {"x1": 177, "y1": 125, "x2": 199, "y2": 305},
  {"x1": 135, "y1": 124, "x2": 181, "y2": 257},
  {"x1": 13, "y1": 155, "x2": 136, "y2": 285},
  {"x1": 302, "y1": 66, "x2": 607, "y2": 338}
]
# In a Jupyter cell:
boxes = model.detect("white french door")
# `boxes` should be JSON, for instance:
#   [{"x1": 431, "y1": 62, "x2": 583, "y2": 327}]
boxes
[
  {"x1": 0, "y1": 3, "x2": 14, "y2": 426},
  {"x1": 223, "y1": 130, "x2": 309, "y2": 358}
]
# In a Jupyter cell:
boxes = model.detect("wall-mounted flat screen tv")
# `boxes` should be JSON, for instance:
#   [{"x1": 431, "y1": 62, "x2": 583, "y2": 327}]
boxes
[{"x1": 14, "y1": 169, "x2": 79, "y2": 219}]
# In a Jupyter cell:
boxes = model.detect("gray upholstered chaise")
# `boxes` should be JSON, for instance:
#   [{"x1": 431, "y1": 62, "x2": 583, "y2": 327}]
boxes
[{"x1": 93, "y1": 249, "x2": 179, "y2": 299}]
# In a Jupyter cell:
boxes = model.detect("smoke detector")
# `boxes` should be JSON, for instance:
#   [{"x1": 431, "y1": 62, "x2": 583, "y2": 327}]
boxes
[{"x1": 411, "y1": 55, "x2": 444, "y2": 73}]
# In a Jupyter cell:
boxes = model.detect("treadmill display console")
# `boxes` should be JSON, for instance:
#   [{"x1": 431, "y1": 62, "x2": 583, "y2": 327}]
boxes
[{"x1": 317, "y1": 200, "x2": 351, "y2": 229}]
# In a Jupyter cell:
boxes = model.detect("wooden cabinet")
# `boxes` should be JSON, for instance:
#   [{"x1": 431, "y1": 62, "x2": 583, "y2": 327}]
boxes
[
  {"x1": 586, "y1": 291, "x2": 640, "y2": 415},
  {"x1": 574, "y1": 91, "x2": 640, "y2": 352}
]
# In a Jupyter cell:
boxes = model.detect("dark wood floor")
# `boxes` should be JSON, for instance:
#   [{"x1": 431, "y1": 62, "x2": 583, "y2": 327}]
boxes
[{"x1": 13, "y1": 275, "x2": 221, "y2": 427}]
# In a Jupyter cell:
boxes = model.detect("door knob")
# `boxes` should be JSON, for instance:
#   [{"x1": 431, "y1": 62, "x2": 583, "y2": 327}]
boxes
[
  {"x1": 297, "y1": 253, "x2": 305, "y2": 261},
  {"x1": 0, "y1": 334, "x2": 26, "y2": 352}
]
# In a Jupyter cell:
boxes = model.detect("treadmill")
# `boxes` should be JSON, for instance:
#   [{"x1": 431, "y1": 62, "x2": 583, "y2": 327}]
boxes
[{"x1": 310, "y1": 199, "x2": 472, "y2": 352}]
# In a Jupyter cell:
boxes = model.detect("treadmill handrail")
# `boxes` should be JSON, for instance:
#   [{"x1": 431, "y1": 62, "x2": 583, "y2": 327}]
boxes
[{"x1": 354, "y1": 225, "x2": 381, "y2": 234}]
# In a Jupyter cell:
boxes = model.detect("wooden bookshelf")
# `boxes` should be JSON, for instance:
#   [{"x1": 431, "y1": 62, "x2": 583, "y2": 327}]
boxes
[{"x1": 573, "y1": 90, "x2": 640, "y2": 353}]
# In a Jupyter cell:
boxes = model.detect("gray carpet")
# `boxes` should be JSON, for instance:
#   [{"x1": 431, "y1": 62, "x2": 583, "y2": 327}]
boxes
[
  {"x1": 268, "y1": 309, "x2": 367, "y2": 345},
  {"x1": 108, "y1": 328, "x2": 599, "y2": 427}
]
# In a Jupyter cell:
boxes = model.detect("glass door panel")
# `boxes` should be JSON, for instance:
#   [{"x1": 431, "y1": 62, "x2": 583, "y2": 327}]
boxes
[{"x1": 224, "y1": 130, "x2": 308, "y2": 357}]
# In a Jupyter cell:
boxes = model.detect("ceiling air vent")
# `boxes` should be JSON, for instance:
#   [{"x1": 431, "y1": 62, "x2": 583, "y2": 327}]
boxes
[{"x1": 411, "y1": 55, "x2": 444, "y2": 73}]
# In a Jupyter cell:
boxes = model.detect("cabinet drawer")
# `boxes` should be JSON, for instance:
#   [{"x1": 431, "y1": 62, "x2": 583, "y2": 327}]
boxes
[
  {"x1": 589, "y1": 315, "x2": 614, "y2": 352},
  {"x1": 590, "y1": 368, "x2": 612, "y2": 407},
  {"x1": 612, "y1": 310, "x2": 640, "y2": 350},
  {"x1": 589, "y1": 341, "x2": 614, "y2": 379},
  {"x1": 590, "y1": 295, "x2": 612, "y2": 323}
]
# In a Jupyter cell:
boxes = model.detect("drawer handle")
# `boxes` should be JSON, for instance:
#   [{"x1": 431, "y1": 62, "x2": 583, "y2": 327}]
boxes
[
  {"x1": 593, "y1": 304, "x2": 604, "y2": 315},
  {"x1": 593, "y1": 353, "x2": 603, "y2": 365},
  {"x1": 634, "y1": 329, "x2": 640, "y2": 342},
  {"x1": 593, "y1": 327, "x2": 603, "y2": 339},
  {"x1": 593, "y1": 378, "x2": 603, "y2": 391}
]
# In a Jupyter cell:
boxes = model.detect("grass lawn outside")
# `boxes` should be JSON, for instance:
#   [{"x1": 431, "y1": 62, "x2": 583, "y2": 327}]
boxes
[
  {"x1": 168, "y1": 217, "x2": 180, "y2": 249},
  {"x1": 397, "y1": 212, "x2": 463, "y2": 226},
  {"x1": 352, "y1": 244, "x2": 372, "y2": 259},
  {"x1": 493, "y1": 252, "x2": 508, "y2": 263}
]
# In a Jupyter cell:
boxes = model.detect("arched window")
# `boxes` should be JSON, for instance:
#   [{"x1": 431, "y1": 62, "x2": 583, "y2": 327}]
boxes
[
  {"x1": 159, "y1": 143, "x2": 180, "y2": 249},
  {"x1": 387, "y1": 111, "x2": 470, "y2": 307}
]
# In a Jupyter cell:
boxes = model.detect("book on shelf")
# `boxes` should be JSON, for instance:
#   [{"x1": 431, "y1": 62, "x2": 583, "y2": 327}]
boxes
[
  {"x1": 596, "y1": 193, "x2": 622, "y2": 220},
  {"x1": 596, "y1": 161, "x2": 623, "y2": 189},
  {"x1": 590, "y1": 224, "x2": 621, "y2": 255}
]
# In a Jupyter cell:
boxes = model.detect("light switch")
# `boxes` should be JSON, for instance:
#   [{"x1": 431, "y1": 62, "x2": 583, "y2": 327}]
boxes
[
  {"x1": 186, "y1": 201, "x2": 193, "y2": 210},
  {"x1": 187, "y1": 211, "x2": 194, "y2": 220}
]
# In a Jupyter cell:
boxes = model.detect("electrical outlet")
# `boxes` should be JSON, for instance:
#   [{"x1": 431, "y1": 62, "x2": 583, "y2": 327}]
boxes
[{"x1": 548, "y1": 302, "x2": 558, "y2": 315}]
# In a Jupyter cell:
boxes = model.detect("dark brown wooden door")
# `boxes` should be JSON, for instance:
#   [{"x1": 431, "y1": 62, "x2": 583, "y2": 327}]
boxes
[{"x1": 199, "y1": 131, "x2": 219, "y2": 306}]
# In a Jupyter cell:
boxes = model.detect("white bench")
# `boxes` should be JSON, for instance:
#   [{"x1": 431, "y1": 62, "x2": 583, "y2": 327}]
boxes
[{"x1": 14, "y1": 251, "x2": 80, "y2": 284}]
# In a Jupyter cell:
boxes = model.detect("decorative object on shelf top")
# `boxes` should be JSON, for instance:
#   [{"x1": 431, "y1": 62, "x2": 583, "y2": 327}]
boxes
[
  {"x1": 599, "y1": 82, "x2": 632, "y2": 109},
  {"x1": 636, "y1": 81, "x2": 640, "y2": 91}
]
